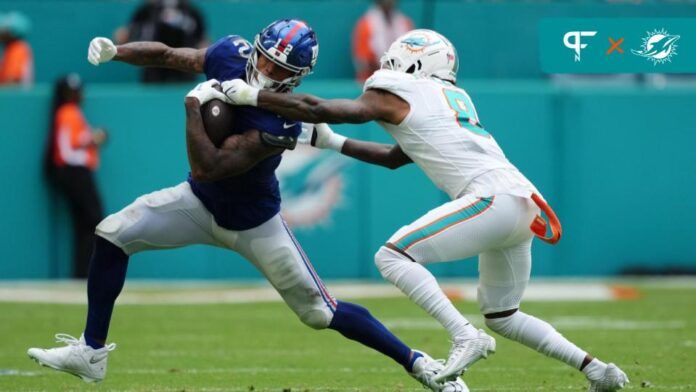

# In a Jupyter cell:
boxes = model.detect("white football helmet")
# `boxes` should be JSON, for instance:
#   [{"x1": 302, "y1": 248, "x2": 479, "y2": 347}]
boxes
[{"x1": 380, "y1": 29, "x2": 458, "y2": 83}]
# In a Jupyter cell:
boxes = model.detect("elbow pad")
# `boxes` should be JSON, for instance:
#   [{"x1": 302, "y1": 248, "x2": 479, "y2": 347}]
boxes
[{"x1": 259, "y1": 132, "x2": 297, "y2": 150}]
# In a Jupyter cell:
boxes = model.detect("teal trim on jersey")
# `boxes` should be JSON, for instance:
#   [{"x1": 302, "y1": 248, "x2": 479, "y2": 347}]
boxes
[
  {"x1": 395, "y1": 197, "x2": 494, "y2": 250},
  {"x1": 462, "y1": 122, "x2": 489, "y2": 137},
  {"x1": 443, "y1": 89, "x2": 490, "y2": 137}
]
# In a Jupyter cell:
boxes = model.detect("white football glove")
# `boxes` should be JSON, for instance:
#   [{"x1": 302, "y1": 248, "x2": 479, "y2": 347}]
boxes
[
  {"x1": 300, "y1": 122, "x2": 347, "y2": 151},
  {"x1": 221, "y1": 79, "x2": 259, "y2": 106},
  {"x1": 185, "y1": 79, "x2": 228, "y2": 105},
  {"x1": 87, "y1": 37, "x2": 117, "y2": 66}
]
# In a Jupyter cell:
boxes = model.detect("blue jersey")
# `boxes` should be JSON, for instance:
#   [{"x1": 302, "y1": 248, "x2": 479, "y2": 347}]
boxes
[{"x1": 187, "y1": 35, "x2": 302, "y2": 230}]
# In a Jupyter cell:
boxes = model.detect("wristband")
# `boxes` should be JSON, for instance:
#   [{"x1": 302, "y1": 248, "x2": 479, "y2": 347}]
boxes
[
  {"x1": 327, "y1": 133, "x2": 347, "y2": 152},
  {"x1": 244, "y1": 87, "x2": 259, "y2": 107}
]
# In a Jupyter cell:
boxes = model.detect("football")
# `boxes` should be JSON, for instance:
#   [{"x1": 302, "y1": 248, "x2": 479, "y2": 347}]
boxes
[{"x1": 201, "y1": 86, "x2": 235, "y2": 147}]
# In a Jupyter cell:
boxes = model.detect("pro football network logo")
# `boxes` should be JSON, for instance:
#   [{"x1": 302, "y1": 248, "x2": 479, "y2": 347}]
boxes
[
  {"x1": 563, "y1": 31, "x2": 597, "y2": 62},
  {"x1": 631, "y1": 28, "x2": 680, "y2": 65}
]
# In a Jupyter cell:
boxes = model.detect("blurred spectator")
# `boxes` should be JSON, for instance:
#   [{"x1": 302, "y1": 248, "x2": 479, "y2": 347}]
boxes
[
  {"x1": 115, "y1": 0, "x2": 207, "y2": 83},
  {"x1": 0, "y1": 11, "x2": 33, "y2": 86},
  {"x1": 352, "y1": 0, "x2": 412, "y2": 82},
  {"x1": 44, "y1": 74, "x2": 107, "y2": 278}
]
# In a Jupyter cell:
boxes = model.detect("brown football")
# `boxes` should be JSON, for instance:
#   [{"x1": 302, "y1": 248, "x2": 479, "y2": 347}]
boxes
[{"x1": 201, "y1": 86, "x2": 235, "y2": 147}]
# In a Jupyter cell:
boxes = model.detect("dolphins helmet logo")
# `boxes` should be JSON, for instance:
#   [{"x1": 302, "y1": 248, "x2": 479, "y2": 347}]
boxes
[
  {"x1": 401, "y1": 34, "x2": 441, "y2": 53},
  {"x1": 631, "y1": 28, "x2": 680, "y2": 65}
]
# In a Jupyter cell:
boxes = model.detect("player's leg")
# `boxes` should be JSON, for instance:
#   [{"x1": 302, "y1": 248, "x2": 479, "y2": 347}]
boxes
[
  {"x1": 377, "y1": 194, "x2": 541, "y2": 381},
  {"x1": 375, "y1": 195, "x2": 512, "y2": 341},
  {"x1": 85, "y1": 182, "x2": 220, "y2": 347},
  {"x1": 28, "y1": 182, "x2": 220, "y2": 382},
  {"x1": 225, "y1": 215, "x2": 468, "y2": 391},
  {"x1": 479, "y1": 238, "x2": 628, "y2": 391}
]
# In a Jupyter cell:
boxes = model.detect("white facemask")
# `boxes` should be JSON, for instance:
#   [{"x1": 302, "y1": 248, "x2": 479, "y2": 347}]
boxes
[{"x1": 247, "y1": 68, "x2": 277, "y2": 90}]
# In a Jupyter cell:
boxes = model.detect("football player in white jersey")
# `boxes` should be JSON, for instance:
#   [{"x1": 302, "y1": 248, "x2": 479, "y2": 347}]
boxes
[{"x1": 221, "y1": 30, "x2": 629, "y2": 391}]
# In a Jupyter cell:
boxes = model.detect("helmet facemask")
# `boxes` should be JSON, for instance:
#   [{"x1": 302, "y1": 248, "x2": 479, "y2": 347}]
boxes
[{"x1": 245, "y1": 38, "x2": 309, "y2": 93}]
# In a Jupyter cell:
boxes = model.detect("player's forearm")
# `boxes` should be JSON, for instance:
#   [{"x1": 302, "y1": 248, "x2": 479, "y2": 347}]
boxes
[
  {"x1": 184, "y1": 99, "x2": 258, "y2": 181},
  {"x1": 185, "y1": 99, "x2": 218, "y2": 180},
  {"x1": 257, "y1": 92, "x2": 371, "y2": 124},
  {"x1": 115, "y1": 42, "x2": 203, "y2": 73},
  {"x1": 341, "y1": 139, "x2": 411, "y2": 170}
]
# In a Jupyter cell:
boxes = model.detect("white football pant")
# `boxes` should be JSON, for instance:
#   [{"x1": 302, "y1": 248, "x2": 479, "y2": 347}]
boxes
[
  {"x1": 96, "y1": 182, "x2": 337, "y2": 329},
  {"x1": 377, "y1": 193, "x2": 538, "y2": 315}
]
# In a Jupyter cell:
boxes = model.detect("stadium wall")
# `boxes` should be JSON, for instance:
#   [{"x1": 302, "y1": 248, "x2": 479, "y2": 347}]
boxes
[
  {"x1": 0, "y1": 81, "x2": 694, "y2": 279},
  {"x1": 1, "y1": 0, "x2": 696, "y2": 82}
]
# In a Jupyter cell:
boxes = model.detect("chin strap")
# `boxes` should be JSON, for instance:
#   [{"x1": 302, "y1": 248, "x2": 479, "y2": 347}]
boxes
[{"x1": 529, "y1": 193, "x2": 562, "y2": 245}]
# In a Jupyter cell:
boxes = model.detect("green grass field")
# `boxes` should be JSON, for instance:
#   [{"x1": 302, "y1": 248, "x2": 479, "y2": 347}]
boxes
[{"x1": 1, "y1": 282, "x2": 695, "y2": 391}]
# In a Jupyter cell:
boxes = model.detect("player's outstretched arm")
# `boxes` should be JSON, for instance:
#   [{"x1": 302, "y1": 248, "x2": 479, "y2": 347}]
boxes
[
  {"x1": 342, "y1": 139, "x2": 412, "y2": 170},
  {"x1": 302, "y1": 123, "x2": 412, "y2": 170},
  {"x1": 221, "y1": 80, "x2": 409, "y2": 125},
  {"x1": 184, "y1": 97, "x2": 282, "y2": 182},
  {"x1": 257, "y1": 92, "x2": 378, "y2": 124},
  {"x1": 88, "y1": 37, "x2": 205, "y2": 73}
]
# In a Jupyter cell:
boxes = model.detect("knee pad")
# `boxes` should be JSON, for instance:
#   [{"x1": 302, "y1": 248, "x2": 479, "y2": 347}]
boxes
[
  {"x1": 477, "y1": 282, "x2": 526, "y2": 315},
  {"x1": 298, "y1": 307, "x2": 333, "y2": 330},
  {"x1": 374, "y1": 246, "x2": 409, "y2": 278},
  {"x1": 484, "y1": 313, "x2": 517, "y2": 338},
  {"x1": 95, "y1": 203, "x2": 146, "y2": 255},
  {"x1": 95, "y1": 213, "x2": 129, "y2": 251}
]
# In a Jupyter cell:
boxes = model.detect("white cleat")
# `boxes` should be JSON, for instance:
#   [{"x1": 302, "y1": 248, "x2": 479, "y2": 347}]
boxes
[
  {"x1": 433, "y1": 329, "x2": 496, "y2": 383},
  {"x1": 409, "y1": 351, "x2": 469, "y2": 392},
  {"x1": 588, "y1": 363, "x2": 629, "y2": 392},
  {"x1": 27, "y1": 334, "x2": 116, "y2": 383}
]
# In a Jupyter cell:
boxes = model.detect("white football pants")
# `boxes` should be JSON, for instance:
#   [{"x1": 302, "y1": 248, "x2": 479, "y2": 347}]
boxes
[
  {"x1": 95, "y1": 182, "x2": 337, "y2": 329},
  {"x1": 377, "y1": 193, "x2": 540, "y2": 315},
  {"x1": 375, "y1": 193, "x2": 594, "y2": 371}
]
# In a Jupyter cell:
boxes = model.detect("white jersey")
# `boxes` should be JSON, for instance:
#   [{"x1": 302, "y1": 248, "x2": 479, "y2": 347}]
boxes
[{"x1": 364, "y1": 70, "x2": 538, "y2": 200}]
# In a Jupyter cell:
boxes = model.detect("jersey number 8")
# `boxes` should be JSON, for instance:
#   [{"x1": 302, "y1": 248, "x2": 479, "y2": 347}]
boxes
[{"x1": 442, "y1": 89, "x2": 490, "y2": 137}]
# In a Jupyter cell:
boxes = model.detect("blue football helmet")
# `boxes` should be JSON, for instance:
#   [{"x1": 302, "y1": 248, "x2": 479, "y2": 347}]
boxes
[{"x1": 246, "y1": 19, "x2": 319, "y2": 92}]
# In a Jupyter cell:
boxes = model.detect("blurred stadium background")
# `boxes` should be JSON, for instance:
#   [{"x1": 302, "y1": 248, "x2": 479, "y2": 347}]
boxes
[
  {"x1": 1, "y1": 1, "x2": 695, "y2": 391},
  {"x1": 1, "y1": 0, "x2": 694, "y2": 280}
]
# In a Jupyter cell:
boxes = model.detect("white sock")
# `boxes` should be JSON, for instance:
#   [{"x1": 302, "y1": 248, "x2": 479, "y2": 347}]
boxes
[
  {"x1": 485, "y1": 310, "x2": 587, "y2": 369},
  {"x1": 375, "y1": 246, "x2": 478, "y2": 339},
  {"x1": 582, "y1": 358, "x2": 608, "y2": 381}
]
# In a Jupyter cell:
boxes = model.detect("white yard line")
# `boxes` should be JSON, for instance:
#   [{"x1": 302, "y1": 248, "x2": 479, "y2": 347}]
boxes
[
  {"x1": 384, "y1": 316, "x2": 686, "y2": 331},
  {"x1": 0, "y1": 279, "x2": 671, "y2": 304}
]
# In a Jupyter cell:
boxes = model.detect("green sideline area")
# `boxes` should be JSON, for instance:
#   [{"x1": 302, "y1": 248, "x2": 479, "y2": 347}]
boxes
[{"x1": 0, "y1": 280, "x2": 694, "y2": 391}]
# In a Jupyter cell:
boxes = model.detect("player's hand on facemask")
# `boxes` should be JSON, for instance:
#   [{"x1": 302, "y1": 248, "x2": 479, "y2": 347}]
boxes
[
  {"x1": 87, "y1": 37, "x2": 117, "y2": 66},
  {"x1": 185, "y1": 79, "x2": 228, "y2": 105},
  {"x1": 300, "y1": 122, "x2": 347, "y2": 152},
  {"x1": 221, "y1": 79, "x2": 259, "y2": 106}
]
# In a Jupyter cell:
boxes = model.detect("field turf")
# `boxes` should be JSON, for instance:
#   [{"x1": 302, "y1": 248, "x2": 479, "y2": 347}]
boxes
[{"x1": 1, "y1": 282, "x2": 694, "y2": 391}]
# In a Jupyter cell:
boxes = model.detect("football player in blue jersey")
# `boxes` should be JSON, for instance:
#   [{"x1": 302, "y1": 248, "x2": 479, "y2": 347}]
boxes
[{"x1": 26, "y1": 19, "x2": 468, "y2": 392}]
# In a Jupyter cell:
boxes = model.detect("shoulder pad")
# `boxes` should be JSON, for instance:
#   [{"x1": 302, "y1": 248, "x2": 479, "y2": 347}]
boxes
[
  {"x1": 363, "y1": 70, "x2": 415, "y2": 93},
  {"x1": 259, "y1": 131, "x2": 297, "y2": 150}
]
